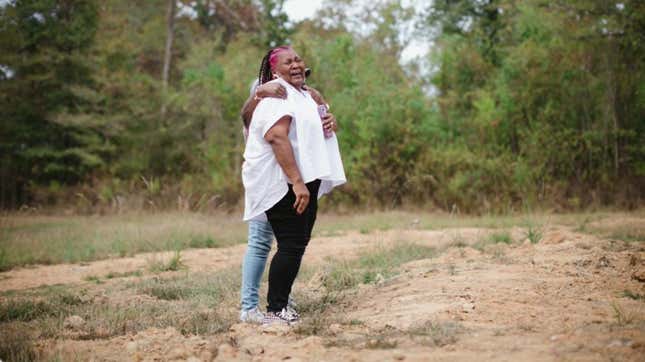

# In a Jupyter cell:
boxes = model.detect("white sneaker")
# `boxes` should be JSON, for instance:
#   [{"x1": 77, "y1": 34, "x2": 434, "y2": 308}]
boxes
[
  {"x1": 262, "y1": 308, "x2": 299, "y2": 325},
  {"x1": 240, "y1": 307, "x2": 264, "y2": 324},
  {"x1": 286, "y1": 297, "x2": 299, "y2": 319}
]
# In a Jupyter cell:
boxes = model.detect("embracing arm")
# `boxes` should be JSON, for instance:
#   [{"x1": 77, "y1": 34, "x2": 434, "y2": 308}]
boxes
[
  {"x1": 241, "y1": 83, "x2": 287, "y2": 128},
  {"x1": 264, "y1": 116, "x2": 310, "y2": 214},
  {"x1": 306, "y1": 86, "x2": 338, "y2": 133}
]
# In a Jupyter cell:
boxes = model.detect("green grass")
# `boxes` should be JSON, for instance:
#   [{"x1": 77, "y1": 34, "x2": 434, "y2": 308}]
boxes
[
  {"x1": 147, "y1": 250, "x2": 185, "y2": 273},
  {"x1": 488, "y1": 231, "x2": 514, "y2": 245},
  {"x1": 623, "y1": 290, "x2": 644, "y2": 301},
  {"x1": 105, "y1": 270, "x2": 143, "y2": 279},
  {"x1": 473, "y1": 230, "x2": 515, "y2": 251}
]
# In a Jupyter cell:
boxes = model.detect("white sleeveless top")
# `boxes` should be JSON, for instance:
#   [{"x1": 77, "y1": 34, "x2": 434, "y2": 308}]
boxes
[{"x1": 242, "y1": 78, "x2": 346, "y2": 221}]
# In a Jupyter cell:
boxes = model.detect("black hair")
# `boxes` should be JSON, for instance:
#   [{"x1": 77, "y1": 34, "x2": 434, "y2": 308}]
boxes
[{"x1": 258, "y1": 49, "x2": 274, "y2": 85}]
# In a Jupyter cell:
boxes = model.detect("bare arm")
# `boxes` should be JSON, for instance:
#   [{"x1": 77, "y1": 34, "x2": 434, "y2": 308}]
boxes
[
  {"x1": 264, "y1": 116, "x2": 310, "y2": 214},
  {"x1": 241, "y1": 83, "x2": 287, "y2": 128},
  {"x1": 305, "y1": 86, "x2": 327, "y2": 106},
  {"x1": 306, "y1": 86, "x2": 338, "y2": 133}
]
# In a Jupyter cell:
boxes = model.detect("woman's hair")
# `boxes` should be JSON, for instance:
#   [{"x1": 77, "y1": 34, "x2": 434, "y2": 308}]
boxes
[{"x1": 258, "y1": 46, "x2": 292, "y2": 85}]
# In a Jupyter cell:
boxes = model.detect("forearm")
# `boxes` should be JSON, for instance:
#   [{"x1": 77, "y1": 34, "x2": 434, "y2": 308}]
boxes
[
  {"x1": 241, "y1": 96, "x2": 260, "y2": 128},
  {"x1": 269, "y1": 136, "x2": 303, "y2": 184}
]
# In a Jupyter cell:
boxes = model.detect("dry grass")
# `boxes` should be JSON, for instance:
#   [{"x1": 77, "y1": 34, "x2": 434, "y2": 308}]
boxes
[
  {"x1": 0, "y1": 212, "x2": 247, "y2": 270},
  {"x1": 2, "y1": 210, "x2": 642, "y2": 271}
]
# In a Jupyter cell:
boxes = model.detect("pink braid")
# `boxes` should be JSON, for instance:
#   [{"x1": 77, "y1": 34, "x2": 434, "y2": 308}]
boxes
[{"x1": 269, "y1": 46, "x2": 292, "y2": 71}]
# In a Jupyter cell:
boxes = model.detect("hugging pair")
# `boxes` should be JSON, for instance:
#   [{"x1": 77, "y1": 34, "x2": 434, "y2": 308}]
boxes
[{"x1": 238, "y1": 46, "x2": 345, "y2": 325}]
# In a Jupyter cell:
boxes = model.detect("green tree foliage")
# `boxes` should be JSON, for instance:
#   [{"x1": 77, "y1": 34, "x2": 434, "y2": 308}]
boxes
[
  {"x1": 1, "y1": 0, "x2": 643, "y2": 211},
  {"x1": 0, "y1": 0, "x2": 100, "y2": 207},
  {"x1": 421, "y1": 0, "x2": 645, "y2": 210}
]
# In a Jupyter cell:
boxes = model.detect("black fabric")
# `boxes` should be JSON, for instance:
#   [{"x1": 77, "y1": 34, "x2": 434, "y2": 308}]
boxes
[{"x1": 265, "y1": 179, "x2": 321, "y2": 312}]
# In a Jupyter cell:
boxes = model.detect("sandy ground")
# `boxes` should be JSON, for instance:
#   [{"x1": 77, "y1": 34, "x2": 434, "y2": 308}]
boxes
[{"x1": 2, "y1": 223, "x2": 644, "y2": 361}]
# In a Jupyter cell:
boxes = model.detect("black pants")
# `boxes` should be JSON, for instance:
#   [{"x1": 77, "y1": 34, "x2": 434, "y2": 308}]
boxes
[{"x1": 265, "y1": 179, "x2": 321, "y2": 312}]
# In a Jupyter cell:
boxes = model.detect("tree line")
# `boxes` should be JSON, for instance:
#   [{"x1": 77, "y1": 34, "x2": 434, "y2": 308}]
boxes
[{"x1": 1, "y1": 0, "x2": 643, "y2": 213}]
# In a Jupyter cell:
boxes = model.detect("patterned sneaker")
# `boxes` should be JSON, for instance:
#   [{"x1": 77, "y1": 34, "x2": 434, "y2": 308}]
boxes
[
  {"x1": 262, "y1": 308, "x2": 299, "y2": 325},
  {"x1": 240, "y1": 307, "x2": 264, "y2": 324},
  {"x1": 286, "y1": 297, "x2": 299, "y2": 319}
]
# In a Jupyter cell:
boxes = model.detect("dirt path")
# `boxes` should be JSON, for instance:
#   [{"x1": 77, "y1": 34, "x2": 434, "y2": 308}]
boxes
[{"x1": 4, "y1": 223, "x2": 644, "y2": 361}]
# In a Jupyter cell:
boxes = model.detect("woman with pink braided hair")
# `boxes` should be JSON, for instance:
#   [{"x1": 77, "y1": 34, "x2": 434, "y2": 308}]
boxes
[{"x1": 241, "y1": 46, "x2": 346, "y2": 325}]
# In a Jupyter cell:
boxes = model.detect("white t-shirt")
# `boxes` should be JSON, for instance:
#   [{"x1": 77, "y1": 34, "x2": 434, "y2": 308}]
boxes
[{"x1": 242, "y1": 78, "x2": 346, "y2": 221}]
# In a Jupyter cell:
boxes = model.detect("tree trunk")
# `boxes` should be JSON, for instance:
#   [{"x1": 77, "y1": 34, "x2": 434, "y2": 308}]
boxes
[{"x1": 160, "y1": 0, "x2": 176, "y2": 123}]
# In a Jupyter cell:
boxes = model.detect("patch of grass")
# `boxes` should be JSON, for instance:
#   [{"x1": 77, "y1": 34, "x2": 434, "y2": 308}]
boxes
[
  {"x1": 365, "y1": 335, "x2": 398, "y2": 349},
  {"x1": 0, "y1": 213, "x2": 247, "y2": 270},
  {"x1": 448, "y1": 233, "x2": 468, "y2": 248},
  {"x1": 623, "y1": 290, "x2": 644, "y2": 301},
  {"x1": 0, "y1": 325, "x2": 40, "y2": 362},
  {"x1": 407, "y1": 320, "x2": 462, "y2": 347},
  {"x1": 139, "y1": 278, "x2": 194, "y2": 301},
  {"x1": 488, "y1": 231, "x2": 513, "y2": 245},
  {"x1": 607, "y1": 231, "x2": 645, "y2": 243},
  {"x1": 473, "y1": 230, "x2": 515, "y2": 253},
  {"x1": 320, "y1": 242, "x2": 436, "y2": 293},
  {"x1": 0, "y1": 299, "x2": 57, "y2": 322},
  {"x1": 147, "y1": 250, "x2": 185, "y2": 273},
  {"x1": 611, "y1": 301, "x2": 636, "y2": 326},
  {"x1": 293, "y1": 291, "x2": 342, "y2": 336},
  {"x1": 522, "y1": 221, "x2": 543, "y2": 243},
  {"x1": 188, "y1": 235, "x2": 218, "y2": 249},
  {"x1": 83, "y1": 275, "x2": 103, "y2": 284},
  {"x1": 7, "y1": 268, "x2": 241, "y2": 342},
  {"x1": 105, "y1": 270, "x2": 142, "y2": 279},
  {"x1": 0, "y1": 247, "x2": 10, "y2": 272},
  {"x1": 574, "y1": 216, "x2": 593, "y2": 232},
  {"x1": 110, "y1": 239, "x2": 130, "y2": 258},
  {"x1": 0, "y1": 290, "x2": 87, "y2": 323}
]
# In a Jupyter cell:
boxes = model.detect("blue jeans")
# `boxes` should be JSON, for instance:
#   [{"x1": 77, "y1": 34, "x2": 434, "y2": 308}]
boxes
[{"x1": 240, "y1": 219, "x2": 274, "y2": 311}]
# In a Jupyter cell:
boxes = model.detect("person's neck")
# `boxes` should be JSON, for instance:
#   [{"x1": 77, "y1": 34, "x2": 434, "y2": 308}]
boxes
[{"x1": 279, "y1": 78, "x2": 306, "y2": 93}]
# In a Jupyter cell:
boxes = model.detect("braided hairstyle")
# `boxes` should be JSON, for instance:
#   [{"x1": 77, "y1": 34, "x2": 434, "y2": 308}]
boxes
[
  {"x1": 258, "y1": 49, "x2": 274, "y2": 86},
  {"x1": 257, "y1": 45, "x2": 292, "y2": 85}
]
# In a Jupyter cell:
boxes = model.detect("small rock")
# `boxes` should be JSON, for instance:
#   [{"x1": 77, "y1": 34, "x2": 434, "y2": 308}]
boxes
[
  {"x1": 375, "y1": 273, "x2": 386, "y2": 285},
  {"x1": 167, "y1": 347, "x2": 188, "y2": 360},
  {"x1": 597, "y1": 256, "x2": 611, "y2": 268},
  {"x1": 632, "y1": 267, "x2": 645, "y2": 282},
  {"x1": 628, "y1": 254, "x2": 639, "y2": 266},
  {"x1": 63, "y1": 315, "x2": 85, "y2": 330},
  {"x1": 394, "y1": 353, "x2": 406, "y2": 360},
  {"x1": 217, "y1": 343, "x2": 237, "y2": 360},
  {"x1": 608, "y1": 339, "x2": 633, "y2": 348},
  {"x1": 199, "y1": 351, "x2": 213, "y2": 361},
  {"x1": 462, "y1": 303, "x2": 475, "y2": 312},
  {"x1": 186, "y1": 357, "x2": 201, "y2": 362},
  {"x1": 126, "y1": 341, "x2": 138, "y2": 353},
  {"x1": 329, "y1": 323, "x2": 342, "y2": 334}
]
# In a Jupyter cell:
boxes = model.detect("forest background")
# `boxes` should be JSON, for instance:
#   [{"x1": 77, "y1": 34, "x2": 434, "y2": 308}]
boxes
[{"x1": 1, "y1": 0, "x2": 643, "y2": 214}]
